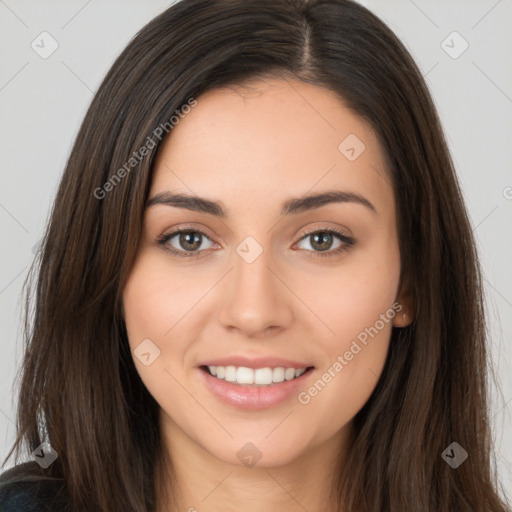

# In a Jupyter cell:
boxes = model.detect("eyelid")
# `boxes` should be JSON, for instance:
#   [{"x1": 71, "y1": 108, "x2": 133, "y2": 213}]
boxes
[
  {"x1": 159, "y1": 223, "x2": 218, "y2": 243},
  {"x1": 295, "y1": 225, "x2": 352, "y2": 241}
]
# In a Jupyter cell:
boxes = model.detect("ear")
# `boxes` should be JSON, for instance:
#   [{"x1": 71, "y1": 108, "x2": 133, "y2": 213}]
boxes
[{"x1": 393, "y1": 273, "x2": 415, "y2": 328}]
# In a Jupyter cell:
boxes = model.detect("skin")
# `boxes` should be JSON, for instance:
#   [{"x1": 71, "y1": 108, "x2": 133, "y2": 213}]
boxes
[{"x1": 122, "y1": 77, "x2": 413, "y2": 512}]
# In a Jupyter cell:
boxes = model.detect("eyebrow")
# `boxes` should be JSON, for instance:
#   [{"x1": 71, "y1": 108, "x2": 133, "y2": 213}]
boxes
[{"x1": 145, "y1": 189, "x2": 377, "y2": 216}]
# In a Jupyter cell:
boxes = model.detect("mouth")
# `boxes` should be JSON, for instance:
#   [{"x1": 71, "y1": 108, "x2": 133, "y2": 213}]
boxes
[
  {"x1": 197, "y1": 356, "x2": 316, "y2": 410},
  {"x1": 200, "y1": 365, "x2": 315, "y2": 387}
]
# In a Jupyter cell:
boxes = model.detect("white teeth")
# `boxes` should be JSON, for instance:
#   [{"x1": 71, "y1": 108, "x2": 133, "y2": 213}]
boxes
[
  {"x1": 225, "y1": 366, "x2": 237, "y2": 382},
  {"x1": 284, "y1": 368, "x2": 296, "y2": 380},
  {"x1": 237, "y1": 366, "x2": 255, "y2": 385},
  {"x1": 254, "y1": 368, "x2": 272, "y2": 385},
  {"x1": 272, "y1": 367, "x2": 285, "y2": 383},
  {"x1": 206, "y1": 365, "x2": 308, "y2": 386}
]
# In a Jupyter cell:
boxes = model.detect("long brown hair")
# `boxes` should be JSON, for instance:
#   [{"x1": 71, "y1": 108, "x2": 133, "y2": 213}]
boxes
[{"x1": 2, "y1": 0, "x2": 509, "y2": 510}]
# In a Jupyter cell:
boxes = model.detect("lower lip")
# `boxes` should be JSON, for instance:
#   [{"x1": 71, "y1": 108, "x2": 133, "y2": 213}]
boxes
[{"x1": 199, "y1": 367, "x2": 314, "y2": 411}]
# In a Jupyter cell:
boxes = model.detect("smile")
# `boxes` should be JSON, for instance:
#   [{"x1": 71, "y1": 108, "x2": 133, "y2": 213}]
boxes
[
  {"x1": 198, "y1": 363, "x2": 315, "y2": 410},
  {"x1": 203, "y1": 365, "x2": 311, "y2": 387}
]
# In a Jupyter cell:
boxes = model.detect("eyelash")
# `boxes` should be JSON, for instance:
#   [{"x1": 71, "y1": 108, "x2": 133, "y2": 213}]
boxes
[{"x1": 156, "y1": 225, "x2": 356, "y2": 260}]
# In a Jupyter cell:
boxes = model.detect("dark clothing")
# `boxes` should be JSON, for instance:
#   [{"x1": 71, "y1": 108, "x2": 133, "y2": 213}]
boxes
[{"x1": 0, "y1": 461, "x2": 69, "y2": 511}]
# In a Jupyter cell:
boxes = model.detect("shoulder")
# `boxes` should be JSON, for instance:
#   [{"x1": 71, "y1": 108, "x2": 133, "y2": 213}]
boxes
[{"x1": 0, "y1": 461, "x2": 70, "y2": 511}]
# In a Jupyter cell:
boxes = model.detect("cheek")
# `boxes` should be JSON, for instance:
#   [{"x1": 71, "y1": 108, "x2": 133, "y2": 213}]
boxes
[
  {"x1": 123, "y1": 271, "x2": 168, "y2": 346},
  {"x1": 122, "y1": 254, "x2": 202, "y2": 419},
  {"x1": 294, "y1": 245, "x2": 400, "y2": 428},
  {"x1": 122, "y1": 250, "x2": 225, "y2": 390},
  {"x1": 122, "y1": 253, "x2": 191, "y2": 381},
  {"x1": 123, "y1": 251, "x2": 204, "y2": 344}
]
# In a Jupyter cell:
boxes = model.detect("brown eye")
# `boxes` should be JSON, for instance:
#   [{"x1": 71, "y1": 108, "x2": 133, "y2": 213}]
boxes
[
  {"x1": 177, "y1": 231, "x2": 203, "y2": 251},
  {"x1": 295, "y1": 229, "x2": 355, "y2": 257},
  {"x1": 157, "y1": 229, "x2": 215, "y2": 257},
  {"x1": 309, "y1": 232, "x2": 336, "y2": 251}
]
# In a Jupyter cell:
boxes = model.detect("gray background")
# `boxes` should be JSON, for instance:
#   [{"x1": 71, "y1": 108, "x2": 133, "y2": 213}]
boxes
[{"x1": 1, "y1": 0, "x2": 511, "y2": 500}]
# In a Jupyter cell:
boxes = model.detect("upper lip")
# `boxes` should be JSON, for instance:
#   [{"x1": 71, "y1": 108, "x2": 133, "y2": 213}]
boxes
[{"x1": 198, "y1": 356, "x2": 314, "y2": 369}]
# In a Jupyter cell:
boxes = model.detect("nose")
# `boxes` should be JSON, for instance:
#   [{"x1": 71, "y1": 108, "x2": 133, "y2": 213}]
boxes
[{"x1": 217, "y1": 244, "x2": 294, "y2": 339}]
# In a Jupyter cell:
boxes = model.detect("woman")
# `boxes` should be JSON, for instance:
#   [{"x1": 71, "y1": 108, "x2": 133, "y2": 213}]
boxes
[{"x1": 0, "y1": 0, "x2": 509, "y2": 510}]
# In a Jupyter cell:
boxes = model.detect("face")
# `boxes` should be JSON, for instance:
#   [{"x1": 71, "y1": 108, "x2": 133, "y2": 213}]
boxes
[{"x1": 123, "y1": 77, "x2": 408, "y2": 469}]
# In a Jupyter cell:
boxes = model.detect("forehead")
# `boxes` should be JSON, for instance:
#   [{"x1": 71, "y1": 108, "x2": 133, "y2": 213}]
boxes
[{"x1": 150, "y1": 77, "x2": 393, "y2": 217}]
